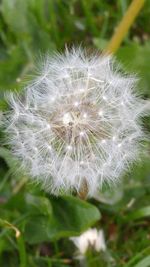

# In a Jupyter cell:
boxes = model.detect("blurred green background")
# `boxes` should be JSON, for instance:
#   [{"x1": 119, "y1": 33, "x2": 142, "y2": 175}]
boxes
[{"x1": 0, "y1": 1, "x2": 150, "y2": 267}]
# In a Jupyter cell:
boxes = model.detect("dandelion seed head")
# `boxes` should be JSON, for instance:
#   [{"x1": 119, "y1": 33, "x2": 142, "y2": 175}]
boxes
[{"x1": 4, "y1": 48, "x2": 148, "y2": 196}]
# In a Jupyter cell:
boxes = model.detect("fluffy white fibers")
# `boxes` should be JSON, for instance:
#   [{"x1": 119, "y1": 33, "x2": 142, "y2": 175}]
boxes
[{"x1": 4, "y1": 48, "x2": 148, "y2": 196}]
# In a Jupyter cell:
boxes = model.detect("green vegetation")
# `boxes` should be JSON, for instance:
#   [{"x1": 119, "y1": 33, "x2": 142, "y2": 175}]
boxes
[{"x1": 0, "y1": 1, "x2": 150, "y2": 266}]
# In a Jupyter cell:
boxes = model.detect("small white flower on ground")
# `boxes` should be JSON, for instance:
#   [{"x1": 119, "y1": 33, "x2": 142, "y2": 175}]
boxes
[
  {"x1": 70, "y1": 228, "x2": 106, "y2": 254},
  {"x1": 4, "y1": 48, "x2": 148, "y2": 196}
]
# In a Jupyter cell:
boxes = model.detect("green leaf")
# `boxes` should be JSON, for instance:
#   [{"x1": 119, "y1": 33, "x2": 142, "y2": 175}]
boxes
[
  {"x1": 0, "y1": 45, "x2": 28, "y2": 90},
  {"x1": 0, "y1": 147, "x2": 17, "y2": 169},
  {"x1": 0, "y1": 0, "x2": 28, "y2": 33},
  {"x1": 93, "y1": 38, "x2": 109, "y2": 50},
  {"x1": 124, "y1": 246, "x2": 150, "y2": 267},
  {"x1": 117, "y1": 42, "x2": 150, "y2": 96},
  {"x1": 25, "y1": 194, "x2": 53, "y2": 216},
  {"x1": 134, "y1": 256, "x2": 150, "y2": 267},
  {"x1": 25, "y1": 195, "x2": 101, "y2": 244},
  {"x1": 127, "y1": 206, "x2": 150, "y2": 221}
]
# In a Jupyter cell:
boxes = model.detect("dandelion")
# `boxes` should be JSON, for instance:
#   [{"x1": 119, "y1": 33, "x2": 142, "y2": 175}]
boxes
[
  {"x1": 4, "y1": 48, "x2": 147, "y2": 196},
  {"x1": 70, "y1": 228, "x2": 106, "y2": 255}
]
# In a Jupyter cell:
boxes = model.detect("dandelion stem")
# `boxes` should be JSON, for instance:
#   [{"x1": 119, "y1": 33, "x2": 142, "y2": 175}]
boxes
[
  {"x1": 78, "y1": 179, "x2": 89, "y2": 200},
  {"x1": 104, "y1": 0, "x2": 145, "y2": 54}
]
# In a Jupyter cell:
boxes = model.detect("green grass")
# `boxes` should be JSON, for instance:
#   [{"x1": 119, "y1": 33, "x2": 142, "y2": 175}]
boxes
[{"x1": 0, "y1": 1, "x2": 150, "y2": 266}]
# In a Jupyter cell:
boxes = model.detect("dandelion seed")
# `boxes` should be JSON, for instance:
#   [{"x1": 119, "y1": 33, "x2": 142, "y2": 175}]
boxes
[
  {"x1": 4, "y1": 48, "x2": 148, "y2": 196},
  {"x1": 79, "y1": 88, "x2": 85, "y2": 93},
  {"x1": 112, "y1": 136, "x2": 116, "y2": 141},
  {"x1": 102, "y1": 95, "x2": 107, "y2": 101},
  {"x1": 51, "y1": 97, "x2": 55, "y2": 102},
  {"x1": 117, "y1": 143, "x2": 122, "y2": 148},
  {"x1": 46, "y1": 124, "x2": 51, "y2": 129},
  {"x1": 63, "y1": 113, "x2": 72, "y2": 125},
  {"x1": 74, "y1": 101, "x2": 79, "y2": 107},
  {"x1": 66, "y1": 145, "x2": 72, "y2": 151},
  {"x1": 83, "y1": 113, "x2": 87, "y2": 118},
  {"x1": 47, "y1": 145, "x2": 52, "y2": 150},
  {"x1": 79, "y1": 131, "x2": 85, "y2": 137},
  {"x1": 98, "y1": 110, "x2": 103, "y2": 116}
]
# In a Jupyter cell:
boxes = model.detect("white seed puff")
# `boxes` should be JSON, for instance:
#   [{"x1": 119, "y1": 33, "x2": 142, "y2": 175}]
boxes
[
  {"x1": 70, "y1": 228, "x2": 106, "y2": 254},
  {"x1": 4, "y1": 48, "x2": 147, "y2": 196}
]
